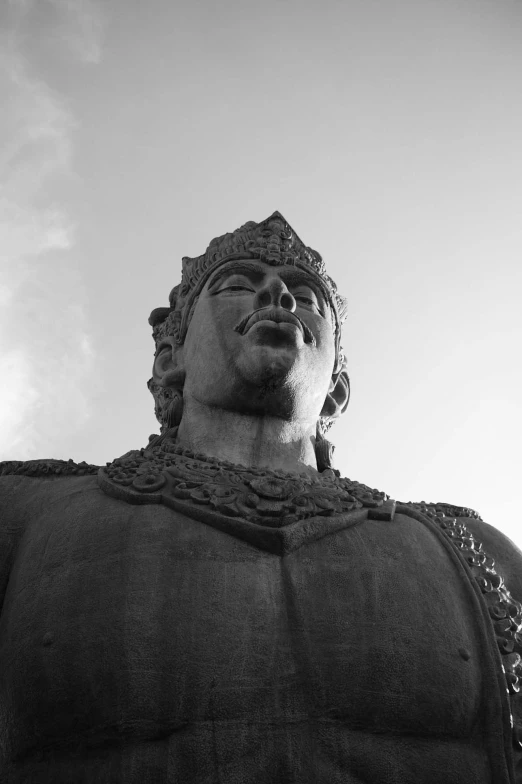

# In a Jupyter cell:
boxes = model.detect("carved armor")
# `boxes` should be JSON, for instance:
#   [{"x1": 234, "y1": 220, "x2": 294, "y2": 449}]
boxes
[{"x1": 1, "y1": 454, "x2": 521, "y2": 783}]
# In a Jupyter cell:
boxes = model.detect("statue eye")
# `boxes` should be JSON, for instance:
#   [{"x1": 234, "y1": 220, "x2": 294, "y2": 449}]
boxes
[
  {"x1": 295, "y1": 291, "x2": 320, "y2": 309},
  {"x1": 293, "y1": 289, "x2": 326, "y2": 316},
  {"x1": 221, "y1": 284, "x2": 253, "y2": 292}
]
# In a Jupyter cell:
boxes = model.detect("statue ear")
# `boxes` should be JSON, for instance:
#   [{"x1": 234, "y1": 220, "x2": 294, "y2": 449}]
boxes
[
  {"x1": 153, "y1": 337, "x2": 186, "y2": 389},
  {"x1": 320, "y1": 369, "x2": 350, "y2": 420}
]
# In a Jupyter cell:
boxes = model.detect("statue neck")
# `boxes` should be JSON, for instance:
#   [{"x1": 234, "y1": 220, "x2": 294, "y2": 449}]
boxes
[{"x1": 175, "y1": 397, "x2": 320, "y2": 477}]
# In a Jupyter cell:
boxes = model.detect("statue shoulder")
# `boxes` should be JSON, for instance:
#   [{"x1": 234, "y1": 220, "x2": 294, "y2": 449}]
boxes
[
  {"x1": 398, "y1": 499, "x2": 483, "y2": 521},
  {"x1": 0, "y1": 458, "x2": 101, "y2": 532},
  {"x1": 465, "y1": 517, "x2": 522, "y2": 602},
  {"x1": 0, "y1": 458, "x2": 100, "y2": 479},
  {"x1": 0, "y1": 458, "x2": 100, "y2": 611},
  {"x1": 401, "y1": 498, "x2": 522, "y2": 602}
]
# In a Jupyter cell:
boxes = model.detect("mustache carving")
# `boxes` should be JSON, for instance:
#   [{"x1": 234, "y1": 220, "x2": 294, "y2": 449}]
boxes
[{"x1": 234, "y1": 307, "x2": 316, "y2": 345}]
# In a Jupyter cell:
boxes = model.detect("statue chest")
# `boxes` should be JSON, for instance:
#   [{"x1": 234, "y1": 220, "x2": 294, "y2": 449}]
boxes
[{"x1": 0, "y1": 500, "x2": 487, "y2": 765}]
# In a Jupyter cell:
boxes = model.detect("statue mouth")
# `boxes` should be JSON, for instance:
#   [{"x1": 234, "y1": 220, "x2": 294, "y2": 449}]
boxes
[{"x1": 233, "y1": 308, "x2": 315, "y2": 345}]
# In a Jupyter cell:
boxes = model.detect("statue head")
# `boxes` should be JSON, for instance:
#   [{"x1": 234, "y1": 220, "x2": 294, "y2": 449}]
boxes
[{"x1": 147, "y1": 211, "x2": 350, "y2": 470}]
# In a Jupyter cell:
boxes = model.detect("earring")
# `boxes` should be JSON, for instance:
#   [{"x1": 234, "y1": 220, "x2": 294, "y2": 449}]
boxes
[{"x1": 161, "y1": 388, "x2": 183, "y2": 431}]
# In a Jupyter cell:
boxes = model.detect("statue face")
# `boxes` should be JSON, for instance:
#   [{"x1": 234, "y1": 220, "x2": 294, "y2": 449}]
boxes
[{"x1": 178, "y1": 259, "x2": 337, "y2": 421}]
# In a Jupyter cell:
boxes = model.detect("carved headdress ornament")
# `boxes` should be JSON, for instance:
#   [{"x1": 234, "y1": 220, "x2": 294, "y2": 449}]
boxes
[
  {"x1": 147, "y1": 211, "x2": 349, "y2": 452},
  {"x1": 148, "y1": 211, "x2": 348, "y2": 357}
]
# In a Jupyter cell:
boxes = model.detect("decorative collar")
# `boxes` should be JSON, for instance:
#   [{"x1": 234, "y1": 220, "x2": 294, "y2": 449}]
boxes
[{"x1": 98, "y1": 437, "x2": 395, "y2": 555}]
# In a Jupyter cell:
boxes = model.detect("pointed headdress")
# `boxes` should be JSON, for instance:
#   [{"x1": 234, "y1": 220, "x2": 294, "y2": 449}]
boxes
[{"x1": 149, "y1": 211, "x2": 347, "y2": 364}]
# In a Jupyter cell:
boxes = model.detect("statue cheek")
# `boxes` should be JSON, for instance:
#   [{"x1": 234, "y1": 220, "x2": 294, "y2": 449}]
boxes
[
  {"x1": 204, "y1": 301, "x2": 240, "y2": 334},
  {"x1": 314, "y1": 324, "x2": 336, "y2": 360}
]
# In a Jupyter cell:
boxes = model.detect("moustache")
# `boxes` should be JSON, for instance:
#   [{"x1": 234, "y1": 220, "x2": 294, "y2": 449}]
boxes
[{"x1": 233, "y1": 307, "x2": 315, "y2": 345}]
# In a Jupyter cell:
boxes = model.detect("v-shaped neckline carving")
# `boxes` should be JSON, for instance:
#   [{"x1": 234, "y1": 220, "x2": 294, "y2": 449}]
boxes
[{"x1": 98, "y1": 439, "x2": 395, "y2": 555}]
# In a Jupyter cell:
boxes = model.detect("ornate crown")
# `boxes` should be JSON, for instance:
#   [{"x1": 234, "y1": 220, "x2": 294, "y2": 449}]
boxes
[{"x1": 149, "y1": 211, "x2": 347, "y2": 349}]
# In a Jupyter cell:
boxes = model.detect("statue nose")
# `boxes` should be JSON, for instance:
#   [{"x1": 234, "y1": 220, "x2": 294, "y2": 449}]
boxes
[{"x1": 254, "y1": 280, "x2": 296, "y2": 312}]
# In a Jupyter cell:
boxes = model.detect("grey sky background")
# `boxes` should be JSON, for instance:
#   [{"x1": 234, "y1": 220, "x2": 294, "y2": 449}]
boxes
[{"x1": 1, "y1": 0, "x2": 521, "y2": 544}]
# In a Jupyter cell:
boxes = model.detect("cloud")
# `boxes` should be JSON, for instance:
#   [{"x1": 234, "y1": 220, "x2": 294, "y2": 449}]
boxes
[
  {"x1": 47, "y1": 0, "x2": 105, "y2": 64},
  {"x1": 0, "y1": 44, "x2": 74, "y2": 254},
  {"x1": 0, "y1": 3, "x2": 103, "y2": 459},
  {"x1": 6, "y1": 0, "x2": 105, "y2": 65},
  {"x1": 0, "y1": 349, "x2": 40, "y2": 454}
]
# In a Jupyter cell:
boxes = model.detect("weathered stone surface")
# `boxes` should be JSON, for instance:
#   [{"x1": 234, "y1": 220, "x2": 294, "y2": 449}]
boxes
[
  {"x1": 1, "y1": 212, "x2": 521, "y2": 782},
  {"x1": 0, "y1": 470, "x2": 514, "y2": 783}
]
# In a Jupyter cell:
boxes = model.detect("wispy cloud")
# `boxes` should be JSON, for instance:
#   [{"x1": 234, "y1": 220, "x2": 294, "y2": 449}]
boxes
[
  {"x1": 0, "y1": 1, "x2": 104, "y2": 458},
  {"x1": 6, "y1": 0, "x2": 105, "y2": 65},
  {"x1": 48, "y1": 0, "x2": 105, "y2": 64}
]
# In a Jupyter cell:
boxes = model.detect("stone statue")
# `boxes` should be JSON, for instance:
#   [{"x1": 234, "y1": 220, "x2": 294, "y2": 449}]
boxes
[{"x1": 1, "y1": 211, "x2": 522, "y2": 783}]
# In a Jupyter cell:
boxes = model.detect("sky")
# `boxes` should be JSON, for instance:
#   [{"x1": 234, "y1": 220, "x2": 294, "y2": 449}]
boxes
[{"x1": 1, "y1": 0, "x2": 521, "y2": 546}]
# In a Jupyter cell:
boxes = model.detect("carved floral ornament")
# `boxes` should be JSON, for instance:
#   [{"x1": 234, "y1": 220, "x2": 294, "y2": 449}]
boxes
[
  {"x1": 98, "y1": 440, "x2": 522, "y2": 752},
  {"x1": 98, "y1": 438, "x2": 387, "y2": 527},
  {"x1": 2, "y1": 450, "x2": 522, "y2": 754}
]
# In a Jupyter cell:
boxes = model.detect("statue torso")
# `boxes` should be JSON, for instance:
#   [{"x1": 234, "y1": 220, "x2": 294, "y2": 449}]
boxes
[{"x1": 0, "y1": 470, "x2": 504, "y2": 784}]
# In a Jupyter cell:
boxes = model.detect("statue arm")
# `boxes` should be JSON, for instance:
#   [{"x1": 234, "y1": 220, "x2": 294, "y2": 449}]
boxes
[
  {"x1": 464, "y1": 517, "x2": 522, "y2": 778},
  {"x1": 0, "y1": 459, "x2": 100, "y2": 618},
  {"x1": 0, "y1": 474, "x2": 29, "y2": 616},
  {"x1": 465, "y1": 518, "x2": 522, "y2": 601}
]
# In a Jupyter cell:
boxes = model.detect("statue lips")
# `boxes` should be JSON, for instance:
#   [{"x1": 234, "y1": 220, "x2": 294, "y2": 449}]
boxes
[{"x1": 234, "y1": 308, "x2": 316, "y2": 345}]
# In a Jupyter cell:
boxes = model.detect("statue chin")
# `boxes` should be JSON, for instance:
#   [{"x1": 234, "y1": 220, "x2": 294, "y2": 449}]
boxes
[{"x1": 237, "y1": 348, "x2": 300, "y2": 392}]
